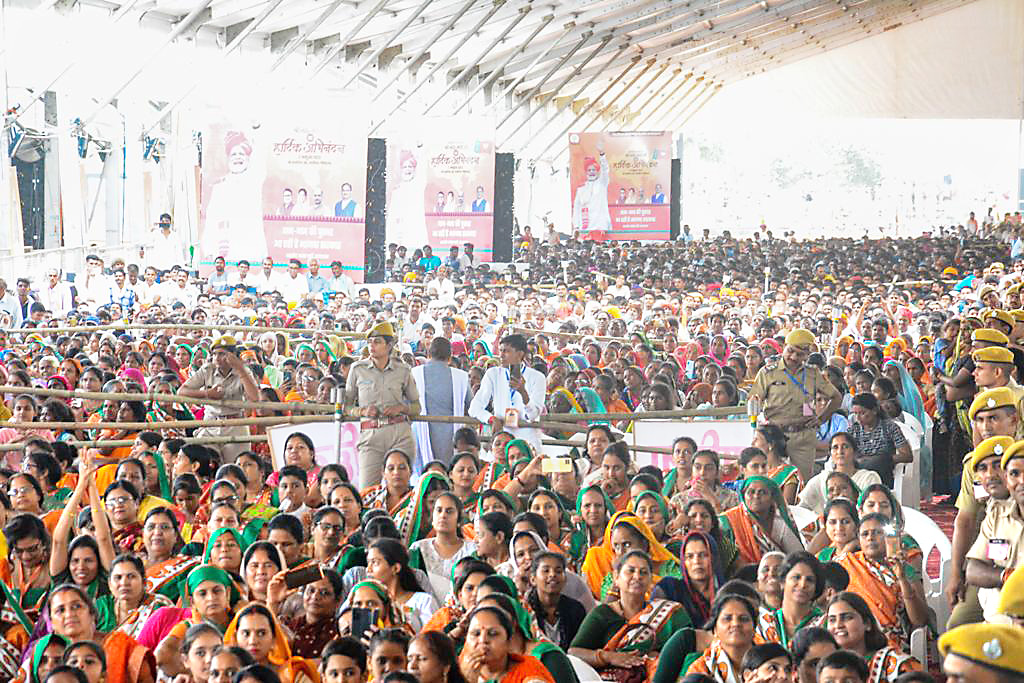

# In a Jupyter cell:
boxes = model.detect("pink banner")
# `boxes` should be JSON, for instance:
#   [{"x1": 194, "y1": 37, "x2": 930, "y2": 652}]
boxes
[
  {"x1": 568, "y1": 131, "x2": 672, "y2": 241},
  {"x1": 198, "y1": 106, "x2": 367, "y2": 280},
  {"x1": 387, "y1": 123, "x2": 494, "y2": 259}
]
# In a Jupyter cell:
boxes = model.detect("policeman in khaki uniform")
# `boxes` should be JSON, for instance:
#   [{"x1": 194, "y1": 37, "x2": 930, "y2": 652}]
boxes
[
  {"x1": 971, "y1": 346, "x2": 1024, "y2": 401},
  {"x1": 179, "y1": 335, "x2": 263, "y2": 462},
  {"x1": 965, "y1": 438, "x2": 1024, "y2": 623},
  {"x1": 940, "y1": 623, "x2": 1024, "y2": 683},
  {"x1": 747, "y1": 328, "x2": 841, "y2": 481},
  {"x1": 343, "y1": 322, "x2": 420, "y2": 488},
  {"x1": 948, "y1": 390, "x2": 1020, "y2": 628},
  {"x1": 997, "y1": 565, "x2": 1024, "y2": 626}
]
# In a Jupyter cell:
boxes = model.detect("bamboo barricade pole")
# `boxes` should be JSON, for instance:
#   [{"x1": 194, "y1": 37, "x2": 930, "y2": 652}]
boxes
[
  {"x1": 0, "y1": 385, "x2": 745, "y2": 424},
  {"x1": 5, "y1": 323, "x2": 367, "y2": 337},
  {"x1": 0, "y1": 434, "x2": 269, "y2": 452},
  {"x1": 507, "y1": 326, "x2": 665, "y2": 349},
  {"x1": 0, "y1": 384, "x2": 335, "y2": 414}
]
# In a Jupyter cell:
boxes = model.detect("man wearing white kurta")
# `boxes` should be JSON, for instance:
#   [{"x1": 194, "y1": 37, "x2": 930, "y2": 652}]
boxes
[
  {"x1": 571, "y1": 142, "x2": 611, "y2": 235},
  {"x1": 411, "y1": 337, "x2": 471, "y2": 473},
  {"x1": 469, "y1": 333, "x2": 546, "y2": 450}
]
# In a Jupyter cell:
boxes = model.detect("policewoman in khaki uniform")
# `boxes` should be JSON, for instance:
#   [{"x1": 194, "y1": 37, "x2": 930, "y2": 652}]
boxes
[
  {"x1": 179, "y1": 335, "x2": 263, "y2": 462},
  {"x1": 343, "y1": 322, "x2": 420, "y2": 488},
  {"x1": 747, "y1": 328, "x2": 841, "y2": 481}
]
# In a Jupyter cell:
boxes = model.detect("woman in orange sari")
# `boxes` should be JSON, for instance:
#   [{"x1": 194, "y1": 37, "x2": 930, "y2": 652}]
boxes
[
  {"x1": 581, "y1": 511, "x2": 679, "y2": 599},
  {"x1": 836, "y1": 514, "x2": 929, "y2": 652},
  {"x1": 224, "y1": 603, "x2": 318, "y2": 683},
  {"x1": 684, "y1": 594, "x2": 760, "y2": 683},
  {"x1": 719, "y1": 477, "x2": 804, "y2": 568},
  {"x1": 461, "y1": 605, "x2": 554, "y2": 683}
]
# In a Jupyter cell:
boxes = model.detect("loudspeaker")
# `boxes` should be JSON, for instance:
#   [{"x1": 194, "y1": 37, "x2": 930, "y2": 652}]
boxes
[
  {"x1": 364, "y1": 138, "x2": 387, "y2": 283},
  {"x1": 493, "y1": 152, "x2": 514, "y2": 262},
  {"x1": 670, "y1": 157, "x2": 681, "y2": 240}
]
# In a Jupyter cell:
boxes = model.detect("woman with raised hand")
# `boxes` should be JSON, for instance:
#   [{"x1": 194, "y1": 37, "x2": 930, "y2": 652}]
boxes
[
  {"x1": 461, "y1": 605, "x2": 554, "y2": 683},
  {"x1": 365, "y1": 538, "x2": 438, "y2": 633}
]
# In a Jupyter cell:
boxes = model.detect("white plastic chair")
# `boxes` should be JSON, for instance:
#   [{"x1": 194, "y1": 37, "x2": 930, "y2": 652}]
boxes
[
  {"x1": 902, "y1": 506, "x2": 952, "y2": 629},
  {"x1": 568, "y1": 654, "x2": 602, "y2": 682},
  {"x1": 893, "y1": 419, "x2": 921, "y2": 509}
]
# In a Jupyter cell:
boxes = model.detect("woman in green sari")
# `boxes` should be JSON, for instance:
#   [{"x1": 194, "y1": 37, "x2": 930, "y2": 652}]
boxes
[
  {"x1": 395, "y1": 471, "x2": 451, "y2": 546},
  {"x1": 570, "y1": 550, "x2": 691, "y2": 678},
  {"x1": 16, "y1": 633, "x2": 68, "y2": 683},
  {"x1": 139, "y1": 450, "x2": 172, "y2": 501},
  {"x1": 565, "y1": 485, "x2": 613, "y2": 571},
  {"x1": 575, "y1": 387, "x2": 609, "y2": 424}
]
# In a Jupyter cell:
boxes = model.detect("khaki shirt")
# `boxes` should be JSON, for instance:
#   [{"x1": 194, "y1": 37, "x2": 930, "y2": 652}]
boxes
[
  {"x1": 344, "y1": 357, "x2": 421, "y2": 418},
  {"x1": 748, "y1": 361, "x2": 840, "y2": 425},
  {"x1": 966, "y1": 498, "x2": 1024, "y2": 620},
  {"x1": 181, "y1": 363, "x2": 248, "y2": 418}
]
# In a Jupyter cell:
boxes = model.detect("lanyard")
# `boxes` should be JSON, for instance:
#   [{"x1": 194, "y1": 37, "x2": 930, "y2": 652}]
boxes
[
  {"x1": 783, "y1": 367, "x2": 809, "y2": 396},
  {"x1": 774, "y1": 608, "x2": 820, "y2": 649}
]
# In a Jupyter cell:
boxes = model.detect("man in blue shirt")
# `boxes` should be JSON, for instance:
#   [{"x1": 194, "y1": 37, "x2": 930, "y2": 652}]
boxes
[
  {"x1": 307, "y1": 258, "x2": 328, "y2": 298},
  {"x1": 208, "y1": 256, "x2": 232, "y2": 295},
  {"x1": 445, "y1": 246, "x2": 461, "y2": 271},
  {"x1": 651, "y1": 183, "x2": 666, "y2": 204},
  {"x1": 419, "y1": 245, "x2": 441, "y2": 272}
]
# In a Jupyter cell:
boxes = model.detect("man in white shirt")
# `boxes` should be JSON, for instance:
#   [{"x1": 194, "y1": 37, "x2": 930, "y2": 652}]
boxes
[
  {"x1": 327, "y1": 260, "x2": 354, "y2": 299},
  {"x1": 457, "y1": 242, "x2": 476, "y2": 271},
  {"x1": 469, "y1": 333, "x2": 546, "y2": 449},
  {"x1": 232, "y1": 260, "x2": 257, "y2": 293},
  {"x1": 254, "y1": 257, "x2": 285, "y2": 295},
  {"x1": 79, "y1": 255, "x2": 111, "y2": 307},
  {"x1": 280, "y1": 259, "x2": 310, "y2": 304},
  {"x1": 37, "y1": 268, "x2": 73, "y2": 317},
  {"x1": 162, "y1": 270, "x2": 198, "y2": 308},
  {"x1": 0, "y1": 279, "x2": 19, "y2": 329},
  {"x1": 135, "y1": 266, "x2": 163, "y2": 308},
  {"x1": 426, "y1": 266, "x2": 456, "y2": 306},
  {"x1": 141, "y1": 213, "x2": 185, "y2": 272}
]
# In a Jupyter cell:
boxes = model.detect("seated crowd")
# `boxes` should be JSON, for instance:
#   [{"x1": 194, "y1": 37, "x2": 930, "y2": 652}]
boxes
[{"x1": 0, "y1": 228, "x2": 1023, "y2": 683}]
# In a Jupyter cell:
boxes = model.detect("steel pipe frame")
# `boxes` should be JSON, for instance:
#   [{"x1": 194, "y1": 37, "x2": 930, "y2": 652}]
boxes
[
  {"x1": 711, "y1": 0, "x2": 970, "y2": 83},
  {"x1": 493, "y1": 22, "x2": 580, "y2": 112},
  {"x1": 448, "y1": 11, "x2": 558, "y2": 116},
  {"x1": 666, "y1": 81, "x2": 719, "y2": 130},
  {"x1": 4, "y1": 0, "x2": 147, "y2": 129},
  {"x1": 520, "y1": 0, "x2": 824, "y2": 97},
  {"x1": 140, "y1": 0, "x2": 288, "y2": 138},
  {"x1": 81, "y1": 0, "x2": 216, "y2": 127},
  {"x1": 678, "y1": 0, "x2": 906, "y2": 68},
  {"x1": 501, "y1": 40, "x2": 631, "y2": 149},
  {"x1": 479, "y1": 0, "x2": 689, "y2": 75},
  {"x1": 370, "y1": 0, "x2": 480, "y2": 101},
  {"x1": 528, "y1": 54, "x2": 642, "y2": 160},
  {"x1": 626, "y1": 71, "x2": 700, "y2": 130},
  {"x1": 498, "y1": 33, "x2": 613, "y2": 147},
  {"x1": 535, "y1": 55, "x2": 658, "y2": 160},
  {"x1": 625, "y1": 67, "x2": 686, "y2": 130},
  {"x1": 340, "y1": 0, "x2": 435, "y2": 89},
  {"x1": 496, "y1": 29, "x2": 595, "y2": 128},
  {"x1": 644, "y1": 76, "x2": 707, "y2": 131},
  {"x1": 308, "y1": 0, "x2": 393, "y2": 79},
  {"x1": 421, "y1": 4, "x2": 538, "y2": 115},
  {"x1": 599, "y1": 58, "x2": 670, "y2": 130},
  {"x1": 368, "y1": 0, "x2": 512, "y2": 135}
]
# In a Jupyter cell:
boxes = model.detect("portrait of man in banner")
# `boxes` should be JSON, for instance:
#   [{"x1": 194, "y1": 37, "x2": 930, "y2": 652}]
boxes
[
  {"x1": 571, "y1": 140, "x2": 612, "y2": 235},
  {"x1": 202, "y1": 128, "x2": 267, "y2": 260}
]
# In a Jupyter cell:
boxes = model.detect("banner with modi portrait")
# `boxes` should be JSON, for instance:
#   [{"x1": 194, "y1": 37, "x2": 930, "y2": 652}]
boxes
[
  {"x1": 197, "y1": 94, "x2": 368, "y2": 281},
  {"x1": 386, "y1": 116, "x2": 494, "y2": 260},
  {"x1": 568, "y1": 131, "x2": 672, "y2": 241}
]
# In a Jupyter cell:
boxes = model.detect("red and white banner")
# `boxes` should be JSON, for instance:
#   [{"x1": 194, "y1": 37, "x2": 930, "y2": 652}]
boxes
[
  {"x1": 197, "y1": 97, "x2": 367, "y2": 280},
  {"x1": 386, "y1": 117, "x2": 494, "y2": 259},
  {"x1": 568, "y1": 131, "x2": 672, "y2": 241}
]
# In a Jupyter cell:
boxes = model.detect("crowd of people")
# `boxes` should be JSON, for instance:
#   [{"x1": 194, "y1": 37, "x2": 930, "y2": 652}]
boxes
[{"x1": 0, "y1": 223, "x2": 1023, "y2": 683}]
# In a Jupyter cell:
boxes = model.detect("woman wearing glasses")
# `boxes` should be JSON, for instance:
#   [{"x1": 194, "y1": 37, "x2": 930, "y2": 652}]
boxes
[
  {"x1": 103, "y1": 479, "x2": 145, "y2": 554},
  {"x1": 1, "y1": 513, "x2": 52, "y2": 625}
]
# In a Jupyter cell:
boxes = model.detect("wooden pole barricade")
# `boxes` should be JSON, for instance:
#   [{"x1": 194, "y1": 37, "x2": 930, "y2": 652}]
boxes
[
  {"x1": 507, "y1": 326, "x2": 665, "y2": 349},
  {"x1": 5, "y1": 323, "x2": 367, "y2": 337}
]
